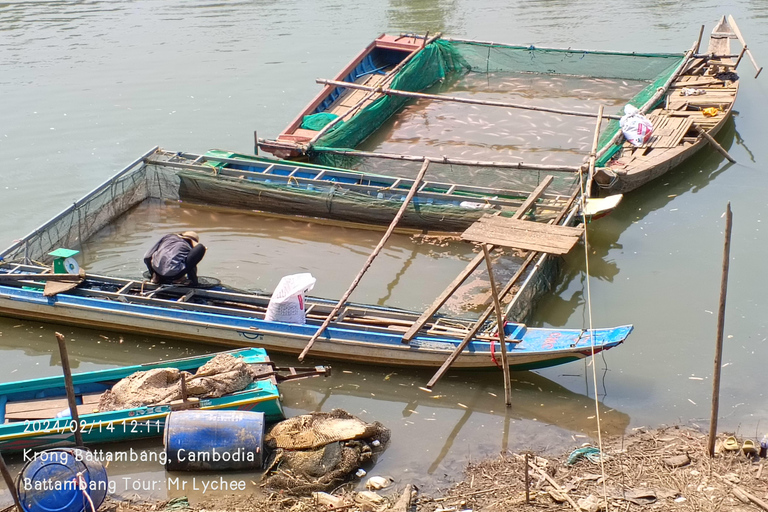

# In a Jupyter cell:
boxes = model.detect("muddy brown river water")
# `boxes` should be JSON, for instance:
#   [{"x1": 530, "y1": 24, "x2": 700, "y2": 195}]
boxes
[{"x1": 2, "y1": 0, "x2": 768, "y2": 503}]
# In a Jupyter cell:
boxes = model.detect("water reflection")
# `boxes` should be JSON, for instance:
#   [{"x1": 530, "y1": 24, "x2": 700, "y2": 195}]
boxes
[{"x1": 386, "y1": 0, "x2": 458, "y2": 34}]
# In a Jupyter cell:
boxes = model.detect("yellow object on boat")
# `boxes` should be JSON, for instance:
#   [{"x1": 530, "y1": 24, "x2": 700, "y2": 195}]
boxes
[{"x1": 702, "y1": 107, "x2": 720, "y2": 117}]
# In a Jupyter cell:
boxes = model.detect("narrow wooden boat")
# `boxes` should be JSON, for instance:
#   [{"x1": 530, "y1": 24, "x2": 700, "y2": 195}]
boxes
[
  {"x1": 592, "y1": 16, "x2": 747, "y2": 195},
  {"x1": 149, "y1": 149, "x2": 574, "y2": 232},
  {"x1": 0, "y1": 262, "x2": 632, "y2": 371},
  {"x1": 259, "y1": 34, "x2": 428, "y2": 159},
  {"x1": 0, "y1": 348, "x2": 286, "y2": 452}
]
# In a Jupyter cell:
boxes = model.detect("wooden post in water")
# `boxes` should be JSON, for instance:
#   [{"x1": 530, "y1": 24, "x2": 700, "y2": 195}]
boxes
[
  {"x1": 0, "y1": 453, "x2": 22, "y2": 512},
  {"x1": 55, "y1": 332, "x2": 84, "y2": 447},
  {"x1": 482, "y1": 244, "x2": 512, "y2": 407},
  {"x1": 708, "y1": 203, "x2": 732, "y2": 457},
  {"x1": 298, "y1": 159, "x2": 431, "y2": 361}
]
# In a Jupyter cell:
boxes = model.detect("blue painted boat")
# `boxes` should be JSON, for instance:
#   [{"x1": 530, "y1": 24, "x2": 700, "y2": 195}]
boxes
[
  {"x1": 0, "y1": 348, "x2": 284, "y2": 452},
  {"x1": 0, "y1": 263, "x2": 631, "y2": 371}
]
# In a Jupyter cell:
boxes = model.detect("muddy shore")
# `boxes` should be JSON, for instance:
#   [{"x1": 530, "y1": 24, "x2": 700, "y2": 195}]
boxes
[{"x1": 102, "y1": 426, "x2": 768, "y2": 512}]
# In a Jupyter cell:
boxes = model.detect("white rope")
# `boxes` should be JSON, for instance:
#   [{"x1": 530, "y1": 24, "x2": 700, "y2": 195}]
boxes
[
  {"x1": 578, "y1": 107, "x2": 609, "y2": 504},
  {"x1": 76, "y1": 472, "x2": 97, "y2": 512}
]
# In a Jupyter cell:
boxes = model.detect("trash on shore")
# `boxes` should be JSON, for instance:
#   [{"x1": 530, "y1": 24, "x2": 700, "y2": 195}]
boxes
[{"x1": 262, "y1": 409, "x2": 390, "y2": 495}]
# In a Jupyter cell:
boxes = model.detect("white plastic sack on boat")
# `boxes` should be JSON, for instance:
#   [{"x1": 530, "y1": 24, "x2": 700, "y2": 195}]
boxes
[
  {"x1": 619, "y1": 104, "x2": 654, "y2": 147},
  {"x1": 265, "y1": 273, "x2": 317, "y2": 324}
]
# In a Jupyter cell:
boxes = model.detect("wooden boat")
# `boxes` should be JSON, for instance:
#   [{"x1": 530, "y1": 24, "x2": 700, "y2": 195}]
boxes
[
  {"x1": 149, "y1": 149, "x2": 574, "y2": 232},
  {"x1": 0, "y1": 348, "x2": 290, "y2": 452},
  {"x1": 0, "y1": 262, "x2": 632, "y2": 371},
  {"x1": 591, "y1": 16, "x2": 749, "y2": 195},
  {"x1": 259, "y1": 34, "x2": 428, "y2": 159}
]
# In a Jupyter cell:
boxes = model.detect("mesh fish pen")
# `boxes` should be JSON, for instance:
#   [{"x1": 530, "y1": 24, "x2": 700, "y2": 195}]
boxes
[{"x1": 298, "y1": 38, "x2": 685, "y2": 189}]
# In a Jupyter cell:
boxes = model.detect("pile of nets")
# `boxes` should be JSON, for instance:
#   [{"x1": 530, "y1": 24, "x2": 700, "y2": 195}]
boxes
[
  {"x1": 98, "y1": 353, "x2": 256, "y2": 412},
  {"x1": 263, "y1": 409, "x2": 390, "y2": 495}
]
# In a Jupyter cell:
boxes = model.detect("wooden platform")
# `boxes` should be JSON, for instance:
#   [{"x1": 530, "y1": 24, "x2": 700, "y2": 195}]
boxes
[
  {"x1": 461, "y1": 215, "x2": 583, "y2": 255},
  {"x1": 5, "y1": 393, "x2": 102, "y2": 421}
]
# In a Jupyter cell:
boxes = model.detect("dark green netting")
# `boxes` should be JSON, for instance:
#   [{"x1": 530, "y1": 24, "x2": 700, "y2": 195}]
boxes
[
  {"x1": 300, "y1": 112, "x2": 340, "y2": 131},
  {"x1": 451, "y1": 41, "x2": 684, "y2": 80},
  {"x1": 312, "y1": 40, "x2": 471, "y2": 157}
]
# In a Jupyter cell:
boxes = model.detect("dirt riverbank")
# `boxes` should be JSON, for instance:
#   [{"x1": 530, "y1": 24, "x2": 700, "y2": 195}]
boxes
[{"x1": 103, "y1": 426, "x2": 768, "y2": 512}]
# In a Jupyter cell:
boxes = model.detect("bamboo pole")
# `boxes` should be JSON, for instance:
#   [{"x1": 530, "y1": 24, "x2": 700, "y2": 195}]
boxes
[
  {"x1": 55, "y1": 332, "x2": 84, "y2": 447},
  {"x1": 309, "y1": 33, "x2": 443, "y2": 144},
  {"x1": 585, "y1": 105, "x2": 604, "y2": 198},
  {"x1": 694, "y1": 25, "x2": 705, "y2": 54},
  {"x1": 0, "y1": 453, "x2": 22, "y2": 512},
  {"x1": 309, "y1": 146, "x2": 582, "y2": 172},
  {"x1": 298, "y1": 159, "x2": 432, "y2": 361},
  {"x1": 692, "y1": 123, "x2": 736, "y2": 163},
  {"x1": 728, "y1": 15, "x2": 763, "y2": 78},
  {"x1": 708, "y1": 202, "x2": 732, "y2": 457},
  {"x1": 483, "y1": 244, "x2": 512, "y2": 407},
  {"x1": 316, "y1": 78, "x2": 622, "y2": 121}
]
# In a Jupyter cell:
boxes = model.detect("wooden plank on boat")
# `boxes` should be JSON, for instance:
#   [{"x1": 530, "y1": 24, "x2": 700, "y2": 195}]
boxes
[
  {"x1": 44, "y1": 279, "x2": 84, "y2": 297},
  {"x1": 461, "y1": 216, "x2": 583, "y2": 255},
  {"x1": 6, "y1": 393, "x2": 102, "y2": 420}
]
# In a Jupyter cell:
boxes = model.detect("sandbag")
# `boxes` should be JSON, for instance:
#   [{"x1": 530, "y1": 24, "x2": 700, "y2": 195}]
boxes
[
  {"x1": 98, "y1": 353, "x2": 255, "y2": 412},
  {"x1": 265, "y1": 273, "x2": 316, "y2": 324},
  {"x1": 619, "y1": 104, "x2": 654, "y2": 147}
]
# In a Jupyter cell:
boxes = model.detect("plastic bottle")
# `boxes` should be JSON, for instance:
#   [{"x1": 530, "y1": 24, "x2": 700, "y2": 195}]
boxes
[{"x1": 760, "y1": 435, "x2": 768, "y2": 459}]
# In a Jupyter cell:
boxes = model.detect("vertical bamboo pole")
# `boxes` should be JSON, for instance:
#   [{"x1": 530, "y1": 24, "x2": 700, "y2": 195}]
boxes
[
  {"x1": 708, "y1": 203, "x2": 732, "y2": 457},
  {"x1": 482, "y1": 244, "x2": 512, "y2": 406},
  {"x1": 524, "y1": 453, "x2": 530, "y2": 504},
  {"x1": 694, "y1": 25, "x2": 705, "y2": 54},
  {"x1": 55, "y1": 332, "x2": 84, "y2": 447},
  {"x1": 0, "y1": 453, "x2": 22, "y2": 512}
]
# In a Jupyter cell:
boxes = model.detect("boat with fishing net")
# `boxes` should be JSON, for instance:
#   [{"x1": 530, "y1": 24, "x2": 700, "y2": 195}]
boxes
[
  {"x1": 259, "y1": 17, "x2": 751, "y2": 199},
  {"x1": 0, "y1": 349, "x2": 295, "y2": 452},
  {"x1": 0, "y1": 148, "x2": 632, "y2": 375}
]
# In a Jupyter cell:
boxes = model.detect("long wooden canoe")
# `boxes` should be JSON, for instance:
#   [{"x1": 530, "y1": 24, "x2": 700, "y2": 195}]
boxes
[
  {"x1": 0, "y1": 348, "x2": 284, "y2": 452},
  {"x1": 0, "y1": 263, "x2": 632, "y2": 371},
  {"x1": 592, "y1": 16, "x2": 743, "y2": 195},
  {"x1": 147, "y1": 149, "x2": 573, "y2": 232},
  {"x1": 259, "y1": 34, "x2": 428, "y2": 159}
]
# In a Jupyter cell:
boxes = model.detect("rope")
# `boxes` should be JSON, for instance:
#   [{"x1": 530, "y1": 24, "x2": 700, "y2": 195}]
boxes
[
  {"x1": 577, "y1": 140, "x2": 609, "y2": 504},
  {"x1": 76, "y1": 472, "x2": 96, "y2": 512}
]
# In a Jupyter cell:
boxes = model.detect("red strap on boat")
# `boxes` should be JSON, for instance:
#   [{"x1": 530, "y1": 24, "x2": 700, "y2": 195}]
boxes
[{"x1": 489, "y1": 339, "x2": 501, "y2": 368}]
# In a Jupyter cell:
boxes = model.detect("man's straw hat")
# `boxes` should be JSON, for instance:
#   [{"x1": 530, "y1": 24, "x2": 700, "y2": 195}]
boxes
[{"x1": 180, "y1": 231, "x2": 199, "y2": 243}]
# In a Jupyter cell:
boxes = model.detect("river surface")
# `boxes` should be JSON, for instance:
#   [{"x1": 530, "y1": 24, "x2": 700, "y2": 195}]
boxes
[{"x1": 2, "y1": 0, "x2": 768, "y2": 503}]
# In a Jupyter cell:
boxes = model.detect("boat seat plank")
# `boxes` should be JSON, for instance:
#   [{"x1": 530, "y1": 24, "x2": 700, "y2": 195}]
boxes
[
  {"x1": 6, "y1": 393, "x2": 103, "y2": 420},
  {"x1": 6, "y1": 393, "x2": 102, "y2": 414},
  {"x1": 6, "y1": 404, "x2": 100, "y2": 421}
]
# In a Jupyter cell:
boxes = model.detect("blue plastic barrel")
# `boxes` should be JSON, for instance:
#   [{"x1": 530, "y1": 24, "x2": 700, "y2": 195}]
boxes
[
  {"x1": 17, "y1": 448, "x2": 108, "y2": 512},
  {"x1": 164, "y1": 410, "x2": 265, "y2": 471}
]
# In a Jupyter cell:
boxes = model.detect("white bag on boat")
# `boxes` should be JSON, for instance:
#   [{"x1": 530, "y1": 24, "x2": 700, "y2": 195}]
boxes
[
  {"x1": 619, "y1": 104, "x2": 654, "y2": 147},
  {"x1": 265, "y1": 273, "x2": 317, "y2": 324}
]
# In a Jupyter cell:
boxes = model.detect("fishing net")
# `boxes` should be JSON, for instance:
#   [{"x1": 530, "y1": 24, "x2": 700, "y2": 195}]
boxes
[
  {"x1": 97, "y1": 353, "x2": 256, "y2": 412},
  {"x1": 309, "y1": 39, "x2": 685, "y2": 175},
  {"x1": 263, "y1": 409, "x2": 390, "y2": 495}
]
